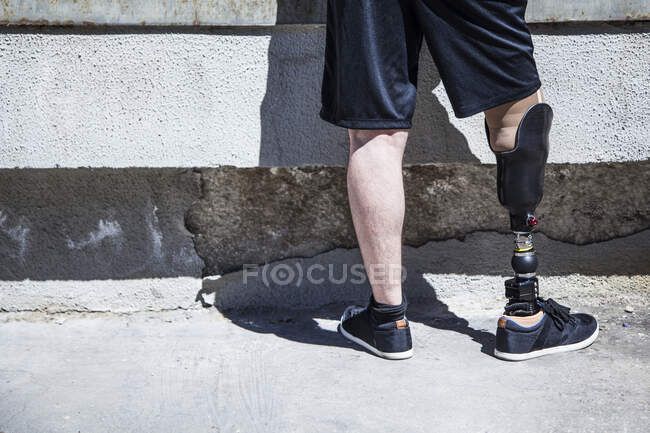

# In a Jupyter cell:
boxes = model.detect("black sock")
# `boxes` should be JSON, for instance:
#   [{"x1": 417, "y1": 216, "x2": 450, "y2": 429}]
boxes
[{"x1": 370, "y1": 295, "x2": 407, "y2": 324}]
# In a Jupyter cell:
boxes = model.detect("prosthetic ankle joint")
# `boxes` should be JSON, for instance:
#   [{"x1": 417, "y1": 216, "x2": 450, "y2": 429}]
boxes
[{"x1": 486, "y1": 103, "x2": 553, "y2": 316}]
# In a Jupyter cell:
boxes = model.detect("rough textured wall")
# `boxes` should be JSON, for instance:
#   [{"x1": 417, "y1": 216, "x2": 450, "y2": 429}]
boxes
[
  {"x1": 1, "y1": 22, "x2": 648, "y2": 313},
  {"x1": 1, "y1": 163, "x2": 647, "y2": 312},
  {"x1": 0, "y1": 22, "x2": 648, "y2": 168},
  {"x1": 187, "y1": 162, "x2": 650, "y2": 275},
  {"x1": 2, "y1": 162, "x2": 647, "y2": 283},
  {"x1": 0, "y1": 168, "x2": 203, "y2": 280}
]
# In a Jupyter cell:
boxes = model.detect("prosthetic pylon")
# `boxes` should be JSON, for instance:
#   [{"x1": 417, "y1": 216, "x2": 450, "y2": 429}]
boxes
[{"x1": 486, "y1": 103, "x2": 553, "y2": 316}]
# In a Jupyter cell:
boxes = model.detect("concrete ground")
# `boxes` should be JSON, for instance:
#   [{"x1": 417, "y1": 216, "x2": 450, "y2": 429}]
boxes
[{"x1": 1, "y1": 292, "x2": 648, "y2": 433}]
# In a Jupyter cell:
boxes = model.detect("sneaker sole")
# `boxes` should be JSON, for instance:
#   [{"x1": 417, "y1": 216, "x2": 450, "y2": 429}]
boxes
[
  {"x1": 338, "y1": 317, "x2": 414, "y2": 360},
  {"x1": 494, "y1": 326, "x2": 599, "y2": 361}
]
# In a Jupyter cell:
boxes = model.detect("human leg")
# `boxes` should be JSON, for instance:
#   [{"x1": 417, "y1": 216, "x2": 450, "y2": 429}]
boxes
[
  {"x1": 347, "y1": 129, "x2": 408, "y2": 306},
  {"x1": 338, "y1": 128, "x2": 413, "y2": 360},
  {"x1": 414, "y1": 0, "x2": 598, "y2": 359},
  {"x1": 319, "y1": 0, "x2": 421, "y2": 359}
]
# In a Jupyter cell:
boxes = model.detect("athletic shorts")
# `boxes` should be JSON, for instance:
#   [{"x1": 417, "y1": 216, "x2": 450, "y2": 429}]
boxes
[{"x1": 319, "y1": 0, "x2": 542, "y2": 129}]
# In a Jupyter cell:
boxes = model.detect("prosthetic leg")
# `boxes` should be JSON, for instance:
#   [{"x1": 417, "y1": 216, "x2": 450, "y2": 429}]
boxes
[
  {"x1": 486, "y1": 103, "x2": 552, "y2": 316},
  {"x1": 487, "y1": 102, "x2": 598, "y2": 360}
]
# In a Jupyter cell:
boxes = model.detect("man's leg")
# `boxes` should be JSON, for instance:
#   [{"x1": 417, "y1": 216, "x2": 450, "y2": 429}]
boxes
[
  {"x1": 409, "y1": 0, "x2": 598, "y2": 360},
  {"x1": 317, "y1": 0, "x2": 419, "y2": 359},
  {"x1": 337, "y1": 129, "x2": 413, "y2": 360},
  {"x1": 347, "y1": 129, "x2": 407, "y2": 305},
  {"x1": 484, "y1": 93, "x2": 599, "y2": 361}
]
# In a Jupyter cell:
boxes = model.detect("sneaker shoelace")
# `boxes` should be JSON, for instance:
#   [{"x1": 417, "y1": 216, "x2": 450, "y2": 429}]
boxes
[{"x1": 539, "y1": 297, "x2": 576, "y2": 330}]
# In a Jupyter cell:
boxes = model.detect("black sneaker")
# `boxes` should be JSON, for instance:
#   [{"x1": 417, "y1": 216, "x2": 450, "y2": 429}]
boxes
[
  {"x1": 495, "y1": 298, "x2": 598, "y2": 361},
  {"x1": 339, "y1": 304, "x2": 414, "y2": 360}
]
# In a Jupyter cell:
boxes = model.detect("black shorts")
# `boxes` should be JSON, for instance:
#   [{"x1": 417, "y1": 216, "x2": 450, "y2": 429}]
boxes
[{"x1": 319, "y1": 0, "x2": 542, "y2": 129}]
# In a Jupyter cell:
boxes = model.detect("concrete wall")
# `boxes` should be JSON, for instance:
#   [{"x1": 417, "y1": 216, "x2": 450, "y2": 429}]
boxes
[
  {"x1": 1, "y1": 19, "x2": 649, "y2": 313},
  {"x1": 1, "y1": 22, "x2": 649, "y2": 168}
]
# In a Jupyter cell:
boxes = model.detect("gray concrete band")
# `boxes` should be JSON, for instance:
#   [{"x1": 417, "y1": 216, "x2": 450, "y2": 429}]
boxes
[
  {"x1": 3, "y1": 161, "x2": 646, "y2": 281},
  {"x1": 1, "y1": 0, "x2": 648, "y2": 26}
]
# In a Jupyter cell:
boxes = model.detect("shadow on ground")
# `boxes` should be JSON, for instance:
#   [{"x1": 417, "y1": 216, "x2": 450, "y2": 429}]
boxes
[
  {"x1": 196, "y1": 286, "x2": 496, "y2": 359},
  {"x1": 223, "y1": 301, "x2": 496, "y2": 358}
]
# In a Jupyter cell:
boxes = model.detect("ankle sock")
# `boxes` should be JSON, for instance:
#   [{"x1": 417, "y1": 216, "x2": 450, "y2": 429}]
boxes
[{"x1": 370, "y1": 295, "x2": 407, "y2": 324}]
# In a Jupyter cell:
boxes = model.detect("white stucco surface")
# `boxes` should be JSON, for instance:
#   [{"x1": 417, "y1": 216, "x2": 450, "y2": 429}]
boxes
[{"x1": 0, "y1": 23, "x2": 648, "y2": 168}]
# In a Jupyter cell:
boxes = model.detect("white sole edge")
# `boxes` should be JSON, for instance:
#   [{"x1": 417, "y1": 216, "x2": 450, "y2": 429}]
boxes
[
  {"x1": 339, "y1": 316, "x2": 414, "y2": 360},
  {"x1": 494, "y1": 326, "x2": 599, "y2": 361}
]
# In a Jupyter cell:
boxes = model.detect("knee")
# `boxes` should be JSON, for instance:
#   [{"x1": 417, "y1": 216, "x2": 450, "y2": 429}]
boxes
[{"x1": 348, "y1": 129, "x2": 408, "y2": 156}]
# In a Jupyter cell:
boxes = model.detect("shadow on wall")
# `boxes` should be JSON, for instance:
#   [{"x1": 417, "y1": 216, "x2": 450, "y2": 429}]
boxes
[
  {"x1": 193, "y1": 227, "x2": 650, "y2": 357},
  {"x1": 193, "y1": 230, "x2": 650, "y2": 313},
  {"x1": 258, "y1": 2, "x2": 478, "y2": 166}
]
